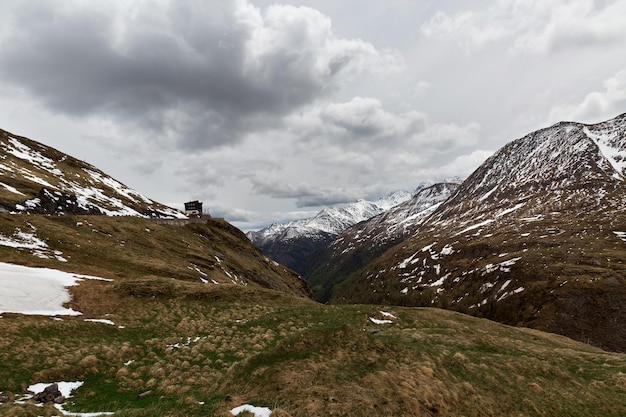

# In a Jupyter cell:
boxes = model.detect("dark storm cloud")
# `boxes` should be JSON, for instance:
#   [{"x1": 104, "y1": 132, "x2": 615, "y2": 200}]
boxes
[{"x1": 0, "y1": 0, "x2": 395, "y2": 149}]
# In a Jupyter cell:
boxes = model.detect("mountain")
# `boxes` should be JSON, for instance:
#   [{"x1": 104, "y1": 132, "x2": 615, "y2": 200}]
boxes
[
  {"x1": 330, "y1": 113, "x2": 626, "y2": 353},
  {"x1": 0, "y1": 128, "x2": 312, "y2": 298},
  {"x1": 246, "y1": 189, "x2": 417, "y2": 274},
  {"x1": 2, "y1": 129, "x2": 626, "y2": 417},
  {"x1": 306, "y1": 182, "x2": 460, "y2": 301},
  {"x1": 0, "y1": 128, "x2": 184, "y2": 218}
]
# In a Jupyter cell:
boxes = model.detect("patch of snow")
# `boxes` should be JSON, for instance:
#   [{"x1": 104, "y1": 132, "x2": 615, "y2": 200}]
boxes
[
  {"x1": 499, "y1": 279, "x2": 512, "y2": 292},
  {"x1": 398, "y1": 252, "x2": 419, "y2": 269},
  {"x1": 27, "y1": 380, "x2": 115, "y2": 416},
  {"x1": 613, "y1": 231, "x2": 626, "y2": 242},
  {"x1": 421, "y1": 243, "x2": 435, "y2": 252},
  {"x1": 584, "y1": 127, "x2": 626, "y2": 179},
  {"x1": 495, "y1": 202, "x2": 526, "y2": 218},
  {"x1": 455, "y1": 219, "x2": 494, "y2": 236},
  {"x1": 369, "y1": 317, "x2": 393, "y2": 325},
  {"x1": 380, "y1": 311, "x2": 397, "y2": 319},
  {"x1": 28, "y1": 381, "x2": 84, "y2": 399},
  {"x1": 84, "y1": 319, "x2": 115, "y2": 326},
  {"x1": 231, "y1": 404, "x2": 272, "y2": 417},
  {"x1": 0, "y1": 230, "x2": 47, "y2": 250},
  {"x1": 429, "y1": 274, "x2": 450, "y2": 287},
  {"x1": 0, "y1": 181, "x2": 25, "y2": 195},
  {"x1": 520, "y1": 215, "x2": 542, "y2": 222},
  {"x1": 440, "y1": 244, "x2": 454, "y2": 256},
  {"x1": 0, "y1": 262, "x2": 106, "y2": 316},
  {"x1": 479, "y1": 184, "x2": 499, "y2": 201}
]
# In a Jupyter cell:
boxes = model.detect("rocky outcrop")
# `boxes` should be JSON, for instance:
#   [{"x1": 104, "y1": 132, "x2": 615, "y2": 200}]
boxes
[{"x1": 33, "y1": 383, "x2": 65, "y2": 404}]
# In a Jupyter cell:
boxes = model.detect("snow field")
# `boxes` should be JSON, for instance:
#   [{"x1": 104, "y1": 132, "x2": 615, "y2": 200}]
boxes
[{"x1": 0, "y1": 262, "x2": 109, "y2": 316}]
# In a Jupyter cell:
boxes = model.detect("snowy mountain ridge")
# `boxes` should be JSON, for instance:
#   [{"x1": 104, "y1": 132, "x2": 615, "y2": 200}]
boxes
[
  {"x1": 331, "y1": 182, "x2": 460, "y2": 256},
  {"x1": 245, "y1": 186, "x2": 430, "y2": 276},
  {"x1": 0, "y1": 129, "x2": 185, "y2": 218},
  {"x1": 247, "y1": 188, "x2": 420, "y2": 245}
]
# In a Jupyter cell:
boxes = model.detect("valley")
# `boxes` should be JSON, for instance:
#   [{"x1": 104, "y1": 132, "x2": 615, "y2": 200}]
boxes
[{"x1": 1, "y1": 116, "x2": 626, "y2": 416}]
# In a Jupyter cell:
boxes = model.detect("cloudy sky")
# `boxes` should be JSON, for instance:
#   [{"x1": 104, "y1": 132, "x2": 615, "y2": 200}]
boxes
[{"x1": 1, "y1": 0, "x2": 625, "y2": 230}]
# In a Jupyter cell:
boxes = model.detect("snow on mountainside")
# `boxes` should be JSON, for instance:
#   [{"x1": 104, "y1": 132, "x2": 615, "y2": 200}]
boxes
[
  {"x1": 306, "y1": 182, "x2": 459, "y2": 301},
  {"x1": 248, "y1": 189, "x2": 419, "y2": 245},
  {"x1": 330, "y1": 113, "x2": 626, "y2": 353},
  {"x1": 334, "y1": 183, "x2": 460, "y2": 254},
  {"x1": 246, "y1": 188, "x2": 421, "y2": 275},
  {"x1": 0, "y1": 129, "x2": 185, "y2": 218}
]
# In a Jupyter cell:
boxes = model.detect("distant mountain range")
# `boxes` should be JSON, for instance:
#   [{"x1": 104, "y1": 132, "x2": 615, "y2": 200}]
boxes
[
  {"x1": 246, "y1": 187, "x2": 427, "y2": 274},
  {"x1": 248, "y1": 113, "x2": 626, "y2": 353},
  {"x1": 305, "y1": 182, "x2": 460, "y2": 301}
]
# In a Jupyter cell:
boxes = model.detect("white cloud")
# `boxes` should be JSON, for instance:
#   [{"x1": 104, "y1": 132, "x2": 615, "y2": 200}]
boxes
[
  {"x1": 548, "y1": 69, "x2": 626, "y2": 124},
  {"x1": 421, "y1": 0, "x2": 626, "y2": 54},
  {"x1": 320, "y1": 97, "x2": 426, "y2": 142},
  {"x1": 416, "y1": 150, "x2": 495, "y2": 180}
]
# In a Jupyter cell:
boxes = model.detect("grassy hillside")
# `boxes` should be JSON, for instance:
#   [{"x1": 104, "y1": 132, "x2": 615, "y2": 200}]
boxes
[
  {"x1": 1, "y1": 215, "x2": 625, "y2": 416},
  {"x1": 1, "y1": 282, "x2": 625, "y2": 416},
  {"x1": 0, "y1": 214, "x2": 310, "y2": 297}
]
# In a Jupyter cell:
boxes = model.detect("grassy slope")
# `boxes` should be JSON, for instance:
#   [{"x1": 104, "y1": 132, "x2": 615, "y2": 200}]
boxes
[
  {"x1": 0, "y1": 284, "x2": 625, "y2": 417},
  {"x1": 0, "y1": 214, "x2": 310, "y2": 297},
  {"x1": 1, "y1": 214, "x2": 625, "y2": 416}
]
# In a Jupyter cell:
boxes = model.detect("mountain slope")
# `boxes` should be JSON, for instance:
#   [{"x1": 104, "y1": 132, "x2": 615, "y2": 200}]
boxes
[
  {"x1": 331, "y1": 113, "x2": 626, "y2": 352},
  {"x1": 0, "y1": 128, "x2": 184, "y2": 218},
  {"x1": 247, "y1": 190, "x2": 415, "y2": 274},
  {"x1": 306, "y1": 183, "x2": 459, "y2": 301},
  {"x1": 0, "y1": 127, "x2": 312, "y2": 298}
]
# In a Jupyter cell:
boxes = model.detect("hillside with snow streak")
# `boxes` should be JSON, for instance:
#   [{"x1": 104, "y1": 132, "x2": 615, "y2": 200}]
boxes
[
  {"x1": 0, "y1": 129, "x2": 185, "y2": 218},
  {"x1": 331, "y1": 113, "x2": 626, "y2": 353}
]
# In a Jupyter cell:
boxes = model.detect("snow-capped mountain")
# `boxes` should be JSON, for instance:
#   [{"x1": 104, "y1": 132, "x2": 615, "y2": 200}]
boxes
[
  {"x1": 247, "y1": 188, "x2": 420, "y2": 274},
  {"x1": 306, "y1": 182, "x2": 460, "y2": 301},
  {"x1": 335, "y1": 183, "x2": 460, "y2": 253},
  {"x1": 249, "y1": 189, "x2": 418, "y2": 243},
  {"x1": 0, "y1": 129, "x2": 185, "y2": 218},
  {"x1": 329, "y1": 113, "x2": 626, "y2": 352}
]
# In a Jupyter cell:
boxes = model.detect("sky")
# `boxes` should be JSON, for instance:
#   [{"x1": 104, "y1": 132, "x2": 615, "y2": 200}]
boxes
[{"x1": 1, "y1": 0, "x2": 625, "y2": 231}]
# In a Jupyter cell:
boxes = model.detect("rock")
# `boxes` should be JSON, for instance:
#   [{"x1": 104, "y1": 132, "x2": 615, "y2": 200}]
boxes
[{"x1": 34, "y1": 383, "x2": 63, "y2": 404}]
